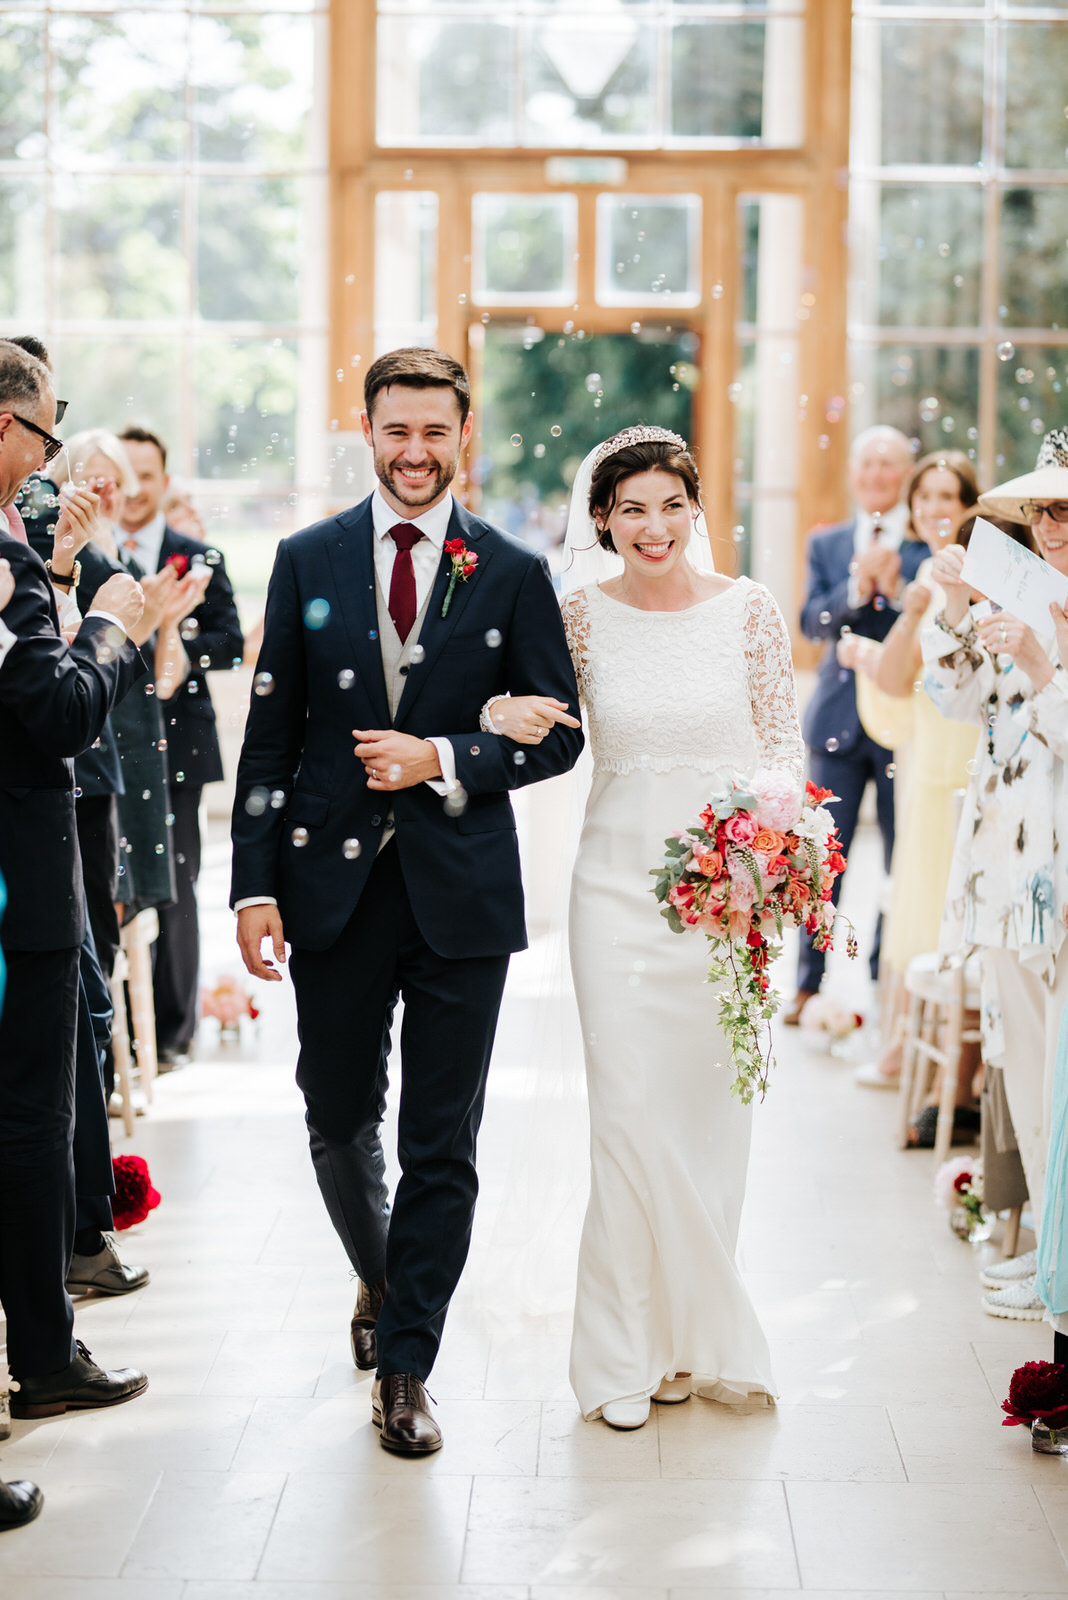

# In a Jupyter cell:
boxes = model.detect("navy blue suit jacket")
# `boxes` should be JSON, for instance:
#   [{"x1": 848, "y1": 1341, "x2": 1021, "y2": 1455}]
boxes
[
  {"x1": 230, "y1": 497, "x2": 584, "y2": 958},
  {"x1": 800, "y1": 519, "x2": 929, "y2": 754},
  {"x1": 156, "y1": 527, "x2": 244, "y2": 790}
]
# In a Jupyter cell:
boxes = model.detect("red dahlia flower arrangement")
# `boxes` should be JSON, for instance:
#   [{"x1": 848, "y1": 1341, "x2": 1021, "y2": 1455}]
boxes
[
  {"x1": 1002, "y1": 1362, "x2": 1068, "y2": 1442},
  {"x1": 111, "y1": 1154, "x2": 161, "y2": 1231},
  {"x1": 652, "y1": 771, "x2": 855, "y2": 1104}
]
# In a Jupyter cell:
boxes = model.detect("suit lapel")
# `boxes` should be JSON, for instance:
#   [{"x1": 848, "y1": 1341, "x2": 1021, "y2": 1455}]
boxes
[
  {"x1": 394, "y1": 505, "x2": 494, "y2": 726},
  {"x1": 327, "y1": 500, "x2": 391, "y2": 727}
]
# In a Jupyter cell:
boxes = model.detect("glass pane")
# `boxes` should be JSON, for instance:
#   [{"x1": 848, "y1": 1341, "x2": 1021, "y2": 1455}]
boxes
[
  {"x1": 375, "y1": 191, "x2": 438, "y2": 347},
  {"x1": 192, "y1": 14, "x2": 318, "y2": 167},
  {"x1": 50, "y1": 12, "x2": 188, "y2": 167},
  {"x1": 476, "y1": 324, "x2": 695, "y2": 552},
  {"x1": 197, "y1": 177, "x2": 301, "y2": 322},
  {"x1": 0, "y1": 15, "x2": 45, "y2": 160},
  {"x1": 997, "y1": 346, "x2": 1068, "y2": 481},
  {"x1": 0, "y1": 177, "x2": 47, "y2": 319},
  {"x1": 671, "y1": 19, "x2": 803, "y2": 144},
  {"x1": 1005, "y1": 25, "x2": 1068, "y2": 170},
  {"x1": 870, "y1": 24, "x2": 984, "y2": 167},
  {"x1": 473, "y1": 193, "x2": 576, "y2": 305},
  {"x1": 49, "y1": 336, "x2": 182, "y2": 449},
  {"x1": 1000, "y1": 189, "x2": 1068, "y2": 331},
  {"x1": 596, "y1": 194, "x2": 700, "y2": 307},
  {"x1": 377, "y1": 18, "x2": 515, "y2": 145},
  {"x1": 871, "y1": 185, "x2": 983, "y2": 328},
  {"x1": 55, "y1": 176, "x2": 186, "y2": 319},
  {"x1": 523, "y1": 17, "x2": 655, "y2": 147},
  {"x1": 194, "y1": 338, "x2": 299, "y2": 483},
  {"x1": 852, "y1": 343, "x2": 980, "y2": 461}
]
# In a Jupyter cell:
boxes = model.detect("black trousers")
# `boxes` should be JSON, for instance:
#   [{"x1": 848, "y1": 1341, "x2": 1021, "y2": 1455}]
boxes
[
  {"x1": 289, "y1": 842, "x2": 510, "y2": 1381},
  {"x1": 74, "y1": 927, "x2": 116, "y2": 1235},
  {"x1": 0, "y1": 946, "x2": 79, "y2": 1378},
  {"x1": 153, "y1": 784, "x2": 202, "y2": 1050},
  {"x1": 798, "y1": 736, "x2": 895, "y2": 993},
  {"x1": 76, "y1": 794, "x2": 121, "y2": 1097}
]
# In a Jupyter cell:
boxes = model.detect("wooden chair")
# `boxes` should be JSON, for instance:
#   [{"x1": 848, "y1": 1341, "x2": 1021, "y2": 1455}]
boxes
[{"x1": 896, "y1": 950, "x2": 983, "y2": 1166}]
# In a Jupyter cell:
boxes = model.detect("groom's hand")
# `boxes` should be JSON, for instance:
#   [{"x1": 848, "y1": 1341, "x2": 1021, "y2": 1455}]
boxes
[
  {"x1": 237, "y1": 904, "x2": 287, "y2": 982},
  {"x1": 353, "y1": 729, "x2": 442, "y2": 790}
]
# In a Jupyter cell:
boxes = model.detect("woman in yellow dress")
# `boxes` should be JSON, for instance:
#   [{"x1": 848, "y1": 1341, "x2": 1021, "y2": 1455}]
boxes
[{"x1": 837, "y1": 452, "x2": 982, "y2": 1105}]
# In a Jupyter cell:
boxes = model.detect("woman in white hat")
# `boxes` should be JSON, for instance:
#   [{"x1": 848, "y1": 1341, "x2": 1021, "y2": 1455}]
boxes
[{"x1": 924, "y1": 427, "x2": 1068, "y2": 1320}]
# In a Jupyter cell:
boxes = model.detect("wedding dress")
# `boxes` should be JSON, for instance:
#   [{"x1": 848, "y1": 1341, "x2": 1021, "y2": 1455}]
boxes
[{"x1": 563, "y1": 575, "x2": 804, "y2": 1419}]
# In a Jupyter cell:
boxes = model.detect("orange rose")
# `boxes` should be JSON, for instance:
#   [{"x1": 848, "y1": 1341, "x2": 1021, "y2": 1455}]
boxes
[
  {"x1": 693, "y1": 847, "x2": 724, "y2": 877},
  {"x1": 751, "y1": 829, "x2": 786, "y2": 857}
]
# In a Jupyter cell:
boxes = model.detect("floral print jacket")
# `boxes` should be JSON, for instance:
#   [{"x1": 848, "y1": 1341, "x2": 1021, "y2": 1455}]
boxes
[{"x1": 922, "y1": 609, "x2": 1068, "y2": 983}]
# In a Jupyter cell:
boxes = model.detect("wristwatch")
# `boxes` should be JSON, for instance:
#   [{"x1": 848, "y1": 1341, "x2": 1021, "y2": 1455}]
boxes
[{"x1": 45, "y1": 558, "x2": 81, "y2": 589}]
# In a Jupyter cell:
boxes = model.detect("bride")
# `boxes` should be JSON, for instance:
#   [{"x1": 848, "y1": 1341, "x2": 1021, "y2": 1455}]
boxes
[{"x1": 484, "y1": 426, "x2": 804, "y2": 1429}]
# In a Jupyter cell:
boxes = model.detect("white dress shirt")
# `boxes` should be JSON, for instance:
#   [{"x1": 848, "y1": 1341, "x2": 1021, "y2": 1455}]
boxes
[
  {"x1": 234, "y1": 490, "x2": 461, "y2": 915},
  {"x1": 121, "y1": 509, "x2": 167, "y2": 575}
]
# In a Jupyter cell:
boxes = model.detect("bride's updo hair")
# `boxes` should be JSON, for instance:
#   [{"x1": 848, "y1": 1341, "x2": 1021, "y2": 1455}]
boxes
[{"x1": 588, "y1": 437, "x2": 702, "y2": 553}]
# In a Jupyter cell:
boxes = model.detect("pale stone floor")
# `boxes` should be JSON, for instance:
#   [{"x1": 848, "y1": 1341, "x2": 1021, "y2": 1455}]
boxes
[{"x1": 2, "y1": 814, "x2": 1067, "y2": 1598}]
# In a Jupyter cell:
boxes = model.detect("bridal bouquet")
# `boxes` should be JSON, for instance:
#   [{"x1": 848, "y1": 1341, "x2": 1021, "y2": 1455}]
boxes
[{"x1": 651, "y1": 771, "x2": 853, "y2": 1104}]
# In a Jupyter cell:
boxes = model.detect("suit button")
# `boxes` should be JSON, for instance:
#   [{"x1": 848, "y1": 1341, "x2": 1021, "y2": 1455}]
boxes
[{"x1": 371, "y1": 814, "x2": 382, "y2": 827}]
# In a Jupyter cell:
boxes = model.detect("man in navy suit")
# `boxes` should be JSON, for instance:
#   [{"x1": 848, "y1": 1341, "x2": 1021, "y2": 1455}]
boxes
[
  {"x1": 232, "y1": 348, "x2": 583, "y2": 1455},
  {"x1": 787, "y1": 425, "x2": 927, "y2": 1021},
  {"x1": 119, "y1": 427, "x2": 244, "y2": 1064}
]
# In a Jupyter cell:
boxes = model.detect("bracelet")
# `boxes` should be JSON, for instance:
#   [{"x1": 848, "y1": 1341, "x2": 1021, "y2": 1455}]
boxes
[{"x1": 45, "y1": 558, "x2": 80, "y2": 588}]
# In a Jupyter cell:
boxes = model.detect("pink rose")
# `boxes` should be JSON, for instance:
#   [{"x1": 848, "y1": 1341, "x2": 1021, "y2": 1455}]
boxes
[{"x1": 724, "y1": 813, "x2": 758, "y2": 845}]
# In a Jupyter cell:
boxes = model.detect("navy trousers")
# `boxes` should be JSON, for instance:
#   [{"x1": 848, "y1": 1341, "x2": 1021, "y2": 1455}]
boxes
[
  {"x1": 797, "y1": 737, "x2": 895, "y2": 993},
  {"x1": 289, "y1": 840, "x2": 510, "y2": 1382}
]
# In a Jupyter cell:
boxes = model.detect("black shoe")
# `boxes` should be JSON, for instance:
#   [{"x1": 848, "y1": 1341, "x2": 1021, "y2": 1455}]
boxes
[
  {"x1": 372, "y1": 1373, "x2": 442, "y2": 1455},
  {"x1": 66, "y1": 1232, "x2": 151, "y2": 1296},
  {"x1": 0, "y1": 1480, "x2": 43, "y2": 1530},
  {"x1": 155, "y1": 1043, "x2": 190, "y2": 1073},
  {"x1": 10, "y1": 1341, "x2": 148, "y2": 1419},
  {"x1": 350, "y1": 1276, "x2": 386, "y2": 1371}
]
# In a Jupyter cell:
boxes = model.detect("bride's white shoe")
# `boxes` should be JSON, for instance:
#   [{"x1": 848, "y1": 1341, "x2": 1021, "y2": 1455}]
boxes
[
  {"x1": 652, "y1": 1373, "x2": 692, "y2": 1404},
  {"x1": 601, "y1": 1394, "x2": 651, "y2": 1430}
]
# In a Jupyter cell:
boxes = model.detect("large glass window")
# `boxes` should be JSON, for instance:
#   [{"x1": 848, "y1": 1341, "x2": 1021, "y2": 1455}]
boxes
[
  {"x1": 376, "y1": 1, "x2": 806, "y2": 149},
  {"x1": 0, "y1": 3, "x2": 328, "y2": 553},
  {"x1": 850, "y1": 4, "x2": 1068, "y2": 480}
]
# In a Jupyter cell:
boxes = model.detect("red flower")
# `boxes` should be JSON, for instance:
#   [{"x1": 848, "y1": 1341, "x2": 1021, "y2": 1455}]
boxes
[
  {"x1": 1001, "y1": 1361, "x2": 1068, "y2": 1429},
  {"x1": 111, "y1": 1154, "x2": 161, "y2": 1231},
  {"x1": 165, "y1": 553, "x2": 189, "y2": 577},
  {"x1": 953, "y1": 1171, "x2": 974, "y2": 1194},
  {"x1": 806, "y1": 781, "x2": 835, "y2": 805},
  {"x1": 444, "y1": 538, "x2": 465, "y2": 557}
]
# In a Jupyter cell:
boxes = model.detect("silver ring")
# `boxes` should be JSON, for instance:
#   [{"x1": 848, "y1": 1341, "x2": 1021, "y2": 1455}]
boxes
[{"x1": 1000, "y1": 625, "x2": 1007, "y2": 642}]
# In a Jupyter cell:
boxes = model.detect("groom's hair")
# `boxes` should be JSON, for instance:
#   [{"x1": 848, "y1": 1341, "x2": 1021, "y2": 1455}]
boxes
[{"x1": 364, "y1": 347, "x2": 471, "y2": 427}]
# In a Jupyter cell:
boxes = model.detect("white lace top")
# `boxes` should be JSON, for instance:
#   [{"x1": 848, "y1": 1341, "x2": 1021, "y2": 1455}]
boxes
[{"x1": 561, "y1": 577, "x2": 805, "y2": 782}]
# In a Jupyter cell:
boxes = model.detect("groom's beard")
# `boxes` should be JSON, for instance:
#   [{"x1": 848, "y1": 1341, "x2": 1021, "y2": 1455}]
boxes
[{"x1": 375, "y1": 453, "x2": 458, "y2": 510}]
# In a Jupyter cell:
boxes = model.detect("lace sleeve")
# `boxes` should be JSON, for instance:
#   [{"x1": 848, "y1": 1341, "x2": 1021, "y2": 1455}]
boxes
[
  {"x1": 561, "y1": 587, "x2": 591, "y2": 707},
  {"x1": 744, "y1": 584, "x2": 805, "y2": 787}
]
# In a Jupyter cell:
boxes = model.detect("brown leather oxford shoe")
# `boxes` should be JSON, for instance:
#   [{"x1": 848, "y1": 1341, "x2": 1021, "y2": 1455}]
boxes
[
  {"x1": 350, "y1": 1276, "x2": 386, "y2": 1371},
  {"x1": 372, "y1": 1373, "x2": 442, "y2": 1455}
]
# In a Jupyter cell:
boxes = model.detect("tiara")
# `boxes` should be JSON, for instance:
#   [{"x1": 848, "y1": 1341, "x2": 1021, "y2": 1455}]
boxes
[
  {"x1": 592, "y1": 426, "x2": 689, "y2": 470},
  {"x1": 1036, "y1": 428, "x2": 1068, "y2": 471}
]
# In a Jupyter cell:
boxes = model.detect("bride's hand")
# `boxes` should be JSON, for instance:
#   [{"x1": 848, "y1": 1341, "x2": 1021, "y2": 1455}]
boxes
[{"x1": 486, "y1": 694, "x2": 581, "y2": 744}]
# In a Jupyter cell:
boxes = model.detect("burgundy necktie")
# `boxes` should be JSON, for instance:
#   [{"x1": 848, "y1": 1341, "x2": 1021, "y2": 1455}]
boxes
[{"x1": 388, "y1": 522, "x2": 424, "y2": 643}]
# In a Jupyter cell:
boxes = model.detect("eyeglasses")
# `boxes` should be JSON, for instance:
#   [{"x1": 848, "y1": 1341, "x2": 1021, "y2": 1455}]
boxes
[
  {"x1": 54, "y1": 400, "x2": 68, "y2": 425},
  {"x1": 1021, "y1": 500, "x2": 1068, "y2": 527},
  {"x1": 10, "y1": 412, "x2": 64, "y2": 465}
]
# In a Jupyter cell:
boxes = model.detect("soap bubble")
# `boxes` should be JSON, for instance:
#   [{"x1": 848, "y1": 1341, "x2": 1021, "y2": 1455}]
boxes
[
  {"x1": 485, "y1": 629, "x2": 502, "y2": 648},
  {"x1": 253, "y1": 671, "x2": 274, "y2": 696},
  {"x1": 245, "y1": 788, "x2": 268, "y2": 817},
  {"x1": 584, "y1": 373, "x2": 602, "y2": 393},
  {"x1": 534, "y1": 443, "x2": 546, "y2": 458},
  {"x1": 291, "y1": 827, "x2": 309, "y2": 847},
  {"x1": 179, "y1": 617, "x2": 199, "y2": 640},
  {"x1": 885, "y1": 763, "x2": 896, "y2": 778},
  {"x1": 825, "y1": 737, "x2": 839, "y2": 752},
  {"x1": 510, "y1": 433, "x2": 522, "y2": 447},
  {"x1": 444, "y1": 786, "x2": 468, "y2": 817},
  {"x1": 410, "y1": 643, "x2": 425, "y2": 664},
  {"x1": 513, "y1": 750, "x2": 526, "y2": 766},
  {"x1": 343, "y1": 838, "x2": 362, "y2": 859},
  {"x1": 337, "y1": 668, "x2": 355, "y2": 689},
  {"x1": 819, "y1": 610, "x2": 832, "y2": 625},
  {"x1": 727, "y1": 382, "x2": 742, "y2": 403},
  {"x1": 270, "y1": 789, "x2": 286, "y2": 808},
  {"x1": 997, "y1": 341, "x2": 1016, "y2": 361},
  {"x1": 199, "y1": 653, "x2": 211, "y2": 669},
  {"x1": 550, "y1": 424, "x2": 562, "y2": 437},
  {"x1": 304, "y1": 598, "x2": 331, "y2": 630},
  {"x1": 388, "y1": 763, "x2": 402, "y2": 782}
]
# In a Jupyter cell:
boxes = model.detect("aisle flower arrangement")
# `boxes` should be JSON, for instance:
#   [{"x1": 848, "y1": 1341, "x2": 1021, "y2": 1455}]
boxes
[
  {"x1": 652, "y1": 771, "x2": 853, "y2": 1104},
  {"x1": 933, "y1": 1156, "x2": 988, "y2": 1240},
  {"x1": 1002, "y1": 1362, "x2": 1068, "y2": 1451},
  {"x1": 112, "y1": 1154, "x2": 161, "y2": 1231}
]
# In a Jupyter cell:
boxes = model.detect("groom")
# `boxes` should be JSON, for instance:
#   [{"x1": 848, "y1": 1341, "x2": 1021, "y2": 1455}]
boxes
[{"x1": 232, "y1": 347, "x2": 583, "y2": 1454}]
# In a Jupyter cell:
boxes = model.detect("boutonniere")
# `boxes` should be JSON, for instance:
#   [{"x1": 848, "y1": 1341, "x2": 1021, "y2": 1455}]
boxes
[
  {"x1": 165, "y1": 553, "x2": 189, "y2": 577},
  {"x1": 442, "y1": 538, "x2": 477, "y2": 617}
]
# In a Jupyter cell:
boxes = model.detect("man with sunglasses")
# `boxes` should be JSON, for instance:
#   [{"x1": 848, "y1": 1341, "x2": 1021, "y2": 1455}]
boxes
[{"x1": 0, "y1": 339, "x2": 151, "y2": 1424}]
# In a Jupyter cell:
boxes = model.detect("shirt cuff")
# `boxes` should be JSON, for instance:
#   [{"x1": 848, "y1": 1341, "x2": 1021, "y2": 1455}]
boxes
[
  {"x1": 480, "y1": 693, "x2": 509, "y2": 733},
  {"x1": 234, "y1": 896, "x2": 278, "y2": 914},
  {"x1": 0, "y1": 615, "x2": 15, "y2": 669},
  {"x1": 85, "y1": 608, "x2": 128, "y2": 638},
  {"x1": 425, "y1": 735, "x2": 459, "y2": 796}
]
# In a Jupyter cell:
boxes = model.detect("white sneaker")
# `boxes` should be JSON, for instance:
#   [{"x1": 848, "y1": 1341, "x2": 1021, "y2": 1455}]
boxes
[
  {"x1": 601, "y1": 1394, "x2": 651, "y2": 1429},
  {"x1": 981, "y1": 1277, "x2": 1045, "y2": 1320},
  {"x1": 979, "y1": 1248, "x2": 1038, "y2": 1290}
]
